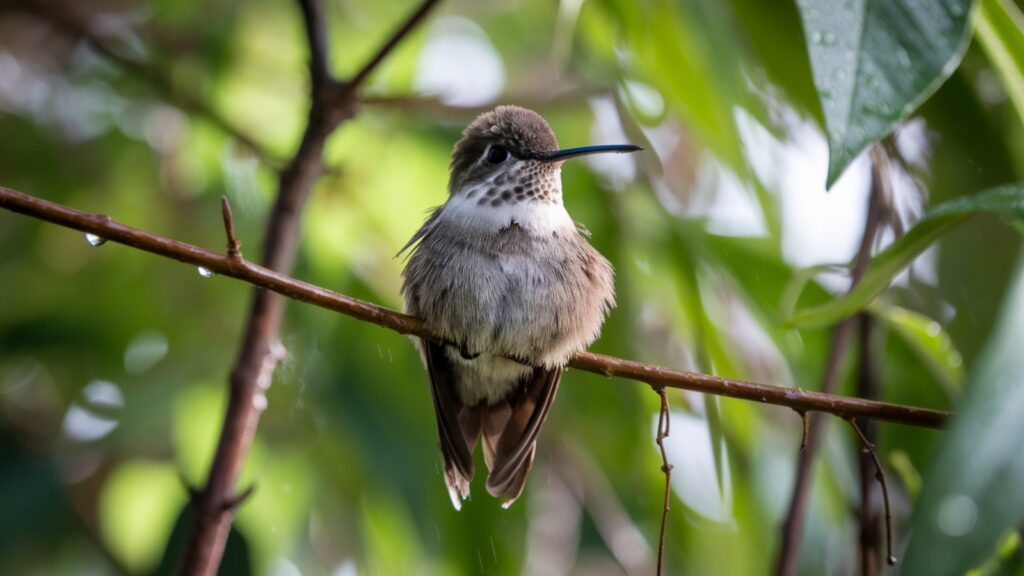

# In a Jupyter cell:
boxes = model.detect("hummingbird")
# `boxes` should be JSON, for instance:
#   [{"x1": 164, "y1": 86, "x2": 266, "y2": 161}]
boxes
[{"x1": 400, "y1": 105, "x2": 640, "y2": 509}]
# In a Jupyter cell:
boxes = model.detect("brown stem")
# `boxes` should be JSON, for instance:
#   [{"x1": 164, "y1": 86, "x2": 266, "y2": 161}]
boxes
[
  {"x1": 176, "y1": 21, "x2": 332, "y2": 576},
  {"x1": 654, "y1": 387, "x2": 673, "y2": 576},
  {"x1": 345, "y1": 0, "x2": 442, "y2": 92},
  {"x1": 857, "y1": 146, "x2": 898, "y2": 574},
  {"x1": 171, "y1": 0, "x2": 442, "y2": 573},
  {"x1": 0, "y1": 184, "x2": 951, "y2": 429},
  {"x1": 775, "y1": 147, "x2": 887, "y2": 576},
  {"x1": 856, "y1": 313, "x2": 884, "y2": 575},
  {"x1": 848, "y1": 418, "x2": 896, "y2": 567},
  {"x1": 774, "y1": 319, "x2": 858, "y2": 576},
  {"x1": 220, "y1": 196, "x2": 242, "y2": 260},
  {"x1": 798, "y1": 410, "x2": 810, "y2": 453}
]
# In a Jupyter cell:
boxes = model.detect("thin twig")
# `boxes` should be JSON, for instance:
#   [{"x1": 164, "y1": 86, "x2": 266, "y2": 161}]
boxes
[
  {"x1": 219, "y1": 484, "x2": 256, "y2": 512},
  {"x1": 11, "y1": 0, "x2": 281, "y2": 168},
  {"x1": 220, "y1": 196, "x2": 242, "y2": 261},
  {"x1": 847, "y1": 418, "x2": 897, "y2": 566},
  {"x1": 0, "y1": 185, "x2": 952, "y2": 429},
  {"x1": 857, "y1": 312, "x2": 884, "y2": 574},
  {"x1": 858, "y1": 145, "x2": 897, "y2": 575},
  {"x1": 345, "y1": 0, "x2": 442, "y2": 92},
  {"x1": 297, "y1": 0, "x2": 331, "y2": 86},
  {"x1": 798, "y1": 411, "x2": 809, "y2": 453},
  {"x1": 654, "y1": 386, "x2": 673, "y2": 576}
]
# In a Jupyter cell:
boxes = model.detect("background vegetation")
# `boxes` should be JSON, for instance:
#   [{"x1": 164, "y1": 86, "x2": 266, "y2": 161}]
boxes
[{"x1": 1, "y1": 0, "x2": 1023, "y2": 574}]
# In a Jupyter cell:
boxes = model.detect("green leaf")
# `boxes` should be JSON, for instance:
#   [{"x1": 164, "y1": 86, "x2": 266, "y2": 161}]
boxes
[
  {"x1": 795, "y1": 0, "x2": 975, "y2": 187},
  {"x1": 703, "y1": 394, "x2": 727, "y2": 501},
  {"x1": 901, "y1": 255, "x2": 1024, "y2": 575},
  {"x1": 873, "y1": 305, "x2": 964, "y2": 397},
  {"x1": 99, "y1": 460, "x2": 188, "y2": 573},
  {"x1": 975, "y1": 0, "x2": 1024, "y2": 126},
  {"x1": 778, "y1": 263, "x2": 848, "y2": 322},
  {"x1": 788, "y1": 185, "x2": 1024, "y2": 328}
]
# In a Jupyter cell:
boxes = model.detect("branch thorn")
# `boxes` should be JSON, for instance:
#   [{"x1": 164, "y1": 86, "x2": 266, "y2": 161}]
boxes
[
  {"x1": 797, "y1": 410, "x2": 810, "y2": 453},
  {"x1": 220, "y1": 195, "x2": 243, "y2": 261},
  {"x1": 220, "y1": 484, "x2": 256, "y2": 512}
]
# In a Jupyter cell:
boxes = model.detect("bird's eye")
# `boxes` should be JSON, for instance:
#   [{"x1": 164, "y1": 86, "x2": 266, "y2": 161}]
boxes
[{"x1": 486, "y1": 145, "x2": 509, "y2": 164}]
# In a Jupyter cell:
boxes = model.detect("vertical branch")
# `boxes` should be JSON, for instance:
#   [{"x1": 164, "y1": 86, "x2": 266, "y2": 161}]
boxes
[
  {"x1": 856, "y1": 315, "x2": 883, "y2": 575},
  {"x1": 220, "y1": 196, "x2": 242, "y2": 261},
  {"x1": 176, "y1": 1, "x2": 440, "y2": 574},
  {"x1": 857, "y1": 146, "x2": 897, "y2": 574},
  {"x1": 848, "y1": 418, "x2": 896, "y2": 567},
  {"x1": 346, "y1": 0, "x2": 441, "y2": 91},
  {"x1": 654, "y1": 386, "x2": 674, "y2": 576},
  {"x1": 176, "y1": 3, "x2": 336, "y2": 572},
  {"x1": 775, "y1": 146, "x2": 886, "y2": 576},
  {"x1": 774, "y1": 319, "x2": 858, "y2": 576}
]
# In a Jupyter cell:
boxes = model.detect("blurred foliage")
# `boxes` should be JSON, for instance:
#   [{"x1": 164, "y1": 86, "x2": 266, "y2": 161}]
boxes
[
  {"x1": 0, "y1": 0, "x2": 1022, "y2": 575},
  {"x1": 903, "y1": 255, "x2": 1024, "y2": 576},
  {"x1": 788, "y1": 185, "x2": 1024, "y2": 328}
]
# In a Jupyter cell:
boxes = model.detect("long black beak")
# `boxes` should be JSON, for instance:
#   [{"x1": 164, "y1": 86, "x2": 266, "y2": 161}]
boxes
[{"x1": 536, "y1": 144, "x2": 642, "y2": 163}]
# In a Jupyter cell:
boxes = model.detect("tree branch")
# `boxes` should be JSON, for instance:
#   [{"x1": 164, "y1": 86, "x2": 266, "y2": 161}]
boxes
[
  {"x1": 297, "y1": 0, "x2": 332, "y2": 87},
  {"x1": 345, "y1": 0, "x2": 441, "y2": 92},
  {"x1": 775, "y1": 148, "x2": 887, "y2": 576},
  {"x1": 848, "y1": 415, "x2": 897, "y2": 568},
  {"x1": 174, "y1": 7, "x2": 329, "y2": 573},
  {"x1": 857, "y1": 145, "x2": 898, "y2": 575},
  {"x1": 167, "y1": 1, "x2": 442, "y2": 573},
  {"x1": 654, "y1": 387, "x2": 673, "y2": 576},
  {"x1": 856, "y1": 315, "x2": 887, "y2": 574},
  {"x1": 0, "y1": 185, "x2": 950, "y2": 429}
]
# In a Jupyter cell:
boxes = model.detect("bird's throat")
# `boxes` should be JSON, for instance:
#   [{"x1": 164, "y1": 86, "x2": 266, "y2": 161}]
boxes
[{"x1": 443, "y1": 181, "x2": 575, "y2": 236}]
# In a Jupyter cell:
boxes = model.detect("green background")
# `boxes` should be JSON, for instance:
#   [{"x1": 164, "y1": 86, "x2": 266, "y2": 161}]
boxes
[{"x1": 1, "y1": 0, "x2": 1023, "y2": 574}]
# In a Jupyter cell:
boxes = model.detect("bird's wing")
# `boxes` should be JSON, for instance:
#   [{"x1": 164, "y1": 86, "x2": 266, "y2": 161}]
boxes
[
  {"x1": 424, "y1": 341, "x2": 478, "y2": 510},
  {"x1": 484, "y1": 366, "x2": 561, "y2": 507},
  {"x1": 396, "y1": 205, "x2": 444, "y2": 259}
]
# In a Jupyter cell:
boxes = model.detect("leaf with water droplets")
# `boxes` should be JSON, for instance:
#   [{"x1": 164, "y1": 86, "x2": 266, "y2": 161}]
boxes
[{"x1": 796, "y1": 0, "x2": 975, "y2": 188}]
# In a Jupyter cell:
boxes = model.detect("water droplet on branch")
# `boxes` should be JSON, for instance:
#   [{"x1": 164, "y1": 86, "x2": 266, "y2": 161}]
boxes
[
  {"x1": 85, "y1": 233, "x2": 107, "y2": 247},
  {"x1": 197, "y1": 266, "x2": 215, "y2": 278}
]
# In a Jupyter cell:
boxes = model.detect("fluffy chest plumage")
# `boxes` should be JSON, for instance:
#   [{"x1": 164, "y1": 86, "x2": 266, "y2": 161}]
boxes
[
  {"x1": 439, "y1": 171, "x2": 575, "y2": 237},
  {"x1": 401, "y1": 173, "x2": 616, "y2": 404}
]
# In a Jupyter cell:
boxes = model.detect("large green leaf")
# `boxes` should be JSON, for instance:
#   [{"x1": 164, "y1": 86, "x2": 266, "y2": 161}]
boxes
[
  {"x1": 795, "y1": 0, "x2": 975, "y2": 187},
  {"x1": 787, "y1": 185, "x2": 1024, "y2": 328},
  {"x1": 975, "y1": 0, "x2": 1024, "y2": 126},
  {"x1": 901, "y1": 255, "x2": 1024, "y2": 575}
]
